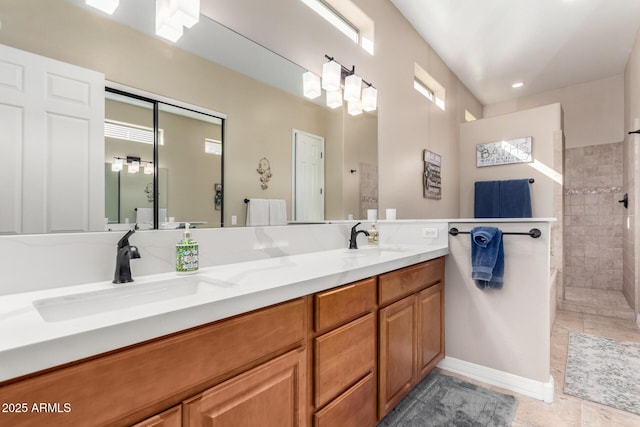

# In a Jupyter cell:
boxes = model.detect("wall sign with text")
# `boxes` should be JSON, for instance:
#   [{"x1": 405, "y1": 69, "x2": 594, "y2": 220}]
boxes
[
  {"x1": 423, "y1": 149, "x2": 441, "y2": 200},
  {"x1": 476, "y1": 136, "x2": 532, "y2": 167}
]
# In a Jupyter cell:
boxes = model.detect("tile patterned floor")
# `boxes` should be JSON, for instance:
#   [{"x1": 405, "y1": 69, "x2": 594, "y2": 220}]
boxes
[
  {"x1": 440, "y1": 310, "x2": 640, "y2": 426},
  {"x1": 560, "y1": 287, "x2": 635, "y2": 320}
]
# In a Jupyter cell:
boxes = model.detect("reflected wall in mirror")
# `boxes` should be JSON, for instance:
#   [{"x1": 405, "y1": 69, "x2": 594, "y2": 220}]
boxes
[{"x1": 0, "y1": 0, "x2": 377, "y2": 234}]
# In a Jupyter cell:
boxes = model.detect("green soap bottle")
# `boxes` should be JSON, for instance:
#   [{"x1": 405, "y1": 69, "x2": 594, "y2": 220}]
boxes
[{"x1": 176, "y1": 223, "x2": 199, "y2": 275}]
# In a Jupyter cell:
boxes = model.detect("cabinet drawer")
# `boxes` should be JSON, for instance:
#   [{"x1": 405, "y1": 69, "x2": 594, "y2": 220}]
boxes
[
  {"x1": 313, "y1": 373, "x2": 376, "y2": 427},
  {"x1": 314, "y1": 312, "x2": 376, "y2": 408},
  {"x1": 314, "y1": 277, "x2": 376, "y2": 333},
  {"x1": 0, "y1": 299, "x2": 305, "y2": 427},
  {"x1": 378, "y1": 258, "x2": 444, "y2": 306},
  {"x1": 132, "y1": 405, "x2": 181, "y2": 427}
]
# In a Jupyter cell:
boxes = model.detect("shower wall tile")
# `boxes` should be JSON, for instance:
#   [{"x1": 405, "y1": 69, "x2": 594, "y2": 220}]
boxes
[{"x1": 564, "y1": 142, "x2": 624, "y2": 291}]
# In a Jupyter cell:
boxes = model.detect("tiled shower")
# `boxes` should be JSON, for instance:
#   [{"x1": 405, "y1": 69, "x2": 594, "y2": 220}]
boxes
[{"x1": 562, "y1": 142, "x2": 634, "y2": 319}]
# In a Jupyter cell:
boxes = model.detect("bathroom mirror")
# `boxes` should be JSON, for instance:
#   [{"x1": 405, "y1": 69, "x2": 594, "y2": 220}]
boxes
[{"x1": 0, "y1": 0, "x2": 377, "y2": 233}]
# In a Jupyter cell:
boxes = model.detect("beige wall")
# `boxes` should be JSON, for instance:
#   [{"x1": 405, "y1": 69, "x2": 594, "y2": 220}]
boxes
[
  {"x1": 201, "y1": 0, "x2": 483, "y2": 220},
  {"x1": 459, "y1": 104, "x2": 563, "y2": 219},
  {"x1": 624, "y1": 25, "x2": 640, "y2": 316},
  {"x1": 484, "y1": 75, "x2": 624, "y2": 149}
]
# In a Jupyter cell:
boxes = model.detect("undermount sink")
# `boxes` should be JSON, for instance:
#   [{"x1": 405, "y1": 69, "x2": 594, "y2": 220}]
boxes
[{"x1": 33, "y1": 275, "x2": 231, "y2": 322}]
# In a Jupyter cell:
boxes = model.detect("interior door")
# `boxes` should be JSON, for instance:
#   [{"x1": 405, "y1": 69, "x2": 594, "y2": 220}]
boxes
[
  {"x1": 292, "y1": 129, "x2": 325, "y2": 222},
  {"x1": 0, "y1": 43, "x2": 105, "y2": 234}
]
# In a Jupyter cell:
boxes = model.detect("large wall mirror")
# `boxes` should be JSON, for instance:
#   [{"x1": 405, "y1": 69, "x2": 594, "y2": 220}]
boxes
[{"x1": 0, "y1": 0, "x2": 377, "y2": 234}]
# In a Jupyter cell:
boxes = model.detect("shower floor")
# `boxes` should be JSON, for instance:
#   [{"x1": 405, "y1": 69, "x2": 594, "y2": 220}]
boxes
[{"x1": 561, "y1": 286, "x2": 635, "y2": 321}]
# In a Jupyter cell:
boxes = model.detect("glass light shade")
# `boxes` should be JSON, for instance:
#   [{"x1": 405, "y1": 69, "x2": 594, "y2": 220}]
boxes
[
  {"x1": 303, "y1": 71, "x2": 321, "y2": 100},
  {"x1": 128, "y1": 160, "x2": 140, "y2": 174},
  {"x1": 144, "y1": 162, "x2": 154, "y2": 174},
  {"x1": 326, "y1": 89, "x2": 343, "y2": 109},
  {"x1": 348, "y1": 100, "x2": 363, "y2": 116},
  {"x1": 172, "y1": 0, "x2": 200, "y2": 28},
  {"x1": 111, "y1": 157, "x2": 123, "y2": 172},
  {"x1": 156, "y1": 0, "x2": 184, "y2": 42},
  {"x1": 343, "y1": 74, "x2": 362, "y2": 103},
  {"x1": 86, "y1": 0, "x2": 119, "y2": 15},
  {"x1": 322, "y1": 60, "x2": 341, "y2": 92},
  {"x1": 361, "y1": 86, "x2": 378, "y2": 112}
]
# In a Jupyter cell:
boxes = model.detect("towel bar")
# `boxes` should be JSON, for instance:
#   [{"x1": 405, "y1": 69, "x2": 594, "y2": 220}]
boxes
[{"x1": 448, "y1": 227, "x2": 541, "y2": 238}]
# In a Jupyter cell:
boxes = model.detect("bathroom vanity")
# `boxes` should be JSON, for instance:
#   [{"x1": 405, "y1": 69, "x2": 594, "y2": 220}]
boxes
[{"x1": 0, "y1": 238, "x2": 447, "y2": 427}]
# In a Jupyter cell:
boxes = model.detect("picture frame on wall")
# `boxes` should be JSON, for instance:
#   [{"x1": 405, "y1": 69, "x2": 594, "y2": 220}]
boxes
[{"x1": 423, "y1": 149, "x2": 441, "y2": 200}]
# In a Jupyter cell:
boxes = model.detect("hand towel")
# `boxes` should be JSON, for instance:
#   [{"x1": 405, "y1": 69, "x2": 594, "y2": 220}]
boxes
[
  {"x1": 474, "y1": 181, "x2": 500, "y2": 218},
  {"x1": 269, "y1": 199, "x2": 287, "y2": 225},
  {"x1": 499, "y1": 179, "x2": 532, "y2": 218},
  {"x1": 246, "y1": 198, "x2": 269, "y2": 226},
  {"x1": 470, "y1": 226, "x2": 504, "y2": 290}
]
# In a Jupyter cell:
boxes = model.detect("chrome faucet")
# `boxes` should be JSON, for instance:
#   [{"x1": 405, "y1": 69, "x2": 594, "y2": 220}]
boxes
[
  {"x1": 348, "y1": 222, "x2": 370, "y2": 249},
  {"x1": 113, "y1": 225, "x2": 141, "y2": 284}
]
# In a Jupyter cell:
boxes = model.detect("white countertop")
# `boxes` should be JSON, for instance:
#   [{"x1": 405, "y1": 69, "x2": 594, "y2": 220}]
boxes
[{"x1": 0, "y1": 244, "x2": 448, "y2": 382}]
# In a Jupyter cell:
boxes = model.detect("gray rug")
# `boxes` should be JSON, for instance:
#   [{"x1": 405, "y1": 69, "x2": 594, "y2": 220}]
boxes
[
  {"x1": 564, "y1": 331, "x2": 640, "y2": 416},
  {"x1": 378, "y1": 371, "x2": 518, "y2": 427}
]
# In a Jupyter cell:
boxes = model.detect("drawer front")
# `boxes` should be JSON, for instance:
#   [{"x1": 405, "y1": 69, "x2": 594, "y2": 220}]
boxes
[
  {"x1": 0, "y1": 299, "x2": 305, "y2": 427},
  {"x1": 314, "y1": 277, "x2": 376, "y2": 333},
  {"x1": 313, "y1": 373, "x2": 376, "y2": 427},
  {"x1": 378, "y1": 257, "x2": 444, "y2": 306},
  {"x1": 314, "y1": 313, "x2": 376, "y2": 408}
]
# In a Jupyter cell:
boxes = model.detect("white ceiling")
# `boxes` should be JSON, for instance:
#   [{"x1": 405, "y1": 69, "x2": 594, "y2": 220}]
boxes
[{"x1": 390, "y1": 0, "x2": 640, "y2": 105}]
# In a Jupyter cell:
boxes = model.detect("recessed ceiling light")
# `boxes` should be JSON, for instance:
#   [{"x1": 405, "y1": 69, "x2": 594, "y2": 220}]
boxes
[{"x1": 512, "y1": 81, "x2": 525, "y2": 88}]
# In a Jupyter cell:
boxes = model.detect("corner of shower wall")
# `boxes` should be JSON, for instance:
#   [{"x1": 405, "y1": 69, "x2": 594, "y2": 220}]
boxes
[{"x1": 551, "y1": 129, "x2": 564, "y2": 326}]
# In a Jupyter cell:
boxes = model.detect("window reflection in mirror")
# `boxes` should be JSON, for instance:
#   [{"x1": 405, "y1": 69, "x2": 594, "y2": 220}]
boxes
[{"x1": 104, "y1": 90, "x2": 224, "y2": 230}]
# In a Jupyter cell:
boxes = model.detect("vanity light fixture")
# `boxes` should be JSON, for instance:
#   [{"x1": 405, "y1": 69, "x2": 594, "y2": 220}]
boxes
[
  {"x1": 128, "y1": 159, "x2": 140, "y2": 174},
  {"x1": 303, "y1": 71, "x2": 321, "y2": 99},
  {"x1": 343, "y1": 73, "x2": 362, "y2": 103},
  {"x1": 312, "y1": 55, "x2": 377, "y2": 112},
  {"x1": 361, "y1": 85, "x2": 377, "y2": 111},
  {"x1": 144, "y1": 162, "x2": 154, "y2": 175},
  {"x1": 322, "y1": 60, "x2": 342, "y2": 92},
  {"x1": 85, "y1": 0, "x2": 119, "y2": 15},
  {"x1": 111, "y1": 157, "x2": 123, "y2": 172}
]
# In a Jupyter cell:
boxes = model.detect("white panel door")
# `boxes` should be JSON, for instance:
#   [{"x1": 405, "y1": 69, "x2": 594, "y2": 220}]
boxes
[
  {"x1": 0, "y1": 43, "x2": 104, "y2": 234},
  {"x1": 293, "y1": 130, "x2": 324, "y2": 222}
]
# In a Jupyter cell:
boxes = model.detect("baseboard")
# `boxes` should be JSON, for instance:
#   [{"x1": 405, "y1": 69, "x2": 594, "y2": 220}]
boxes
[{"x1": 437, "y1": 357, "x2": 555, "y2": 403}]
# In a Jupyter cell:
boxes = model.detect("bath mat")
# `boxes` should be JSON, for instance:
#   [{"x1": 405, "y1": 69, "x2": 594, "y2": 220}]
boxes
[
  {"x1": 378, "y1": 371, "x2": 518, "y2": 427},
  {"x1": 564, "y1": 332, "x2": 640, "y2": 416}
]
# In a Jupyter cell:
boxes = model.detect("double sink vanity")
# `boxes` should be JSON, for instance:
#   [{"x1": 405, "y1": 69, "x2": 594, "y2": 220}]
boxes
[{"x1": 0, "y1": 225, "x2": 448, "y2": 427}]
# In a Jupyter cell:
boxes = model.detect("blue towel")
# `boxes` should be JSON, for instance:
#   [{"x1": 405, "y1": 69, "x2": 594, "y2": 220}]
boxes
[
  {"x1": 474, "y1": 179, "x2": 532, "y2": 218},
  {"x1": 470, "y1": 227, "x2": 504, "y2": 290},
  {"x1": 499, "y1": 179, "x2": 532, "y2": 218},
  {"x1": 474, "y1": 181, "x2": 500, "y2": 218}
]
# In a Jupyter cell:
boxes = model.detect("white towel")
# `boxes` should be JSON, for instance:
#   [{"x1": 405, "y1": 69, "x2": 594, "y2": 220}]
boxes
[
  {"x1": 269, "y1": 199, "x2": 287, "y2": 225},
  {"x1": 246, "y1": 198, "x2": 270, "y2": 226},
  {"x1": 135, "y1": 208, "x2": 153, "y2": 225}
]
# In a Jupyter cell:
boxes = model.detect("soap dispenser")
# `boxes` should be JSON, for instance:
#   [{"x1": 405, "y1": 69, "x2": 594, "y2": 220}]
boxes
[
  {"x1": 176, "y1": 223, "x2": 199, "y2": 274},
  {"x1": 368, "y1": 222, "x2": 379, "y2": 246}
]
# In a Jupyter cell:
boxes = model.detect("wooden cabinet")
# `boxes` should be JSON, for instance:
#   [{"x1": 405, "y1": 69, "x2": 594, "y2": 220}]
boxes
[
  {"x1": 183, "y1": 349, "x2": 306, "y2": 427},
  {"x1": 311, "y1": 277, "x2": 377, "y2": 427},
  {"x1": 377, "y1": 259, "x2": 445, "y2": 420},
  {"x1": 132, "y1": 406, "x2": 182, "y2": 427}
]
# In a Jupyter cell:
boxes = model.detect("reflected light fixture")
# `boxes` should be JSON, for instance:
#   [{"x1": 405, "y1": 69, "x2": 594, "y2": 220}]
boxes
[
  {"x1": 326, "y1": 89, "x2": 343, "y2": 109},
  {"x1": 111, "y1": 157, "x2": 123, "y2": 172},
  {"x1": 156, "y1": 0, "x2": 200, "y2": 43},
  {"x1": 303, "y1": 71, "x2": 321, "y2": 100},
  {"x1": 144, "y1": 162, "x2": 154, "y2": 175},
  {"x1": 86, "y1": 0, "x2": 119, "y2": 15},
  {"x1": 348, "y1": 99, "x2": 363, "y2": 116},
  {"x1": 128, "y1": 159, "x2": 140, "y2": 174}
]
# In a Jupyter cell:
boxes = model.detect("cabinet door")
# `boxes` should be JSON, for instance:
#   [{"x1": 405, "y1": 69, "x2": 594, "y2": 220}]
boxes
[
  {"x1": 313, "y1": 373, "x2": 376, "y2": 427},
  {"x1": 132, "y1": 405, "x2": 181, "y2": 427},
  {"x1": 378, "y1": 295, "x2": 416, "y2": 419},
  {"x1": 416, "y1": 282, "x2": 444, "y2": 380},
  {"x1": 183, "y1": 349, "x2": 306, "y2": 427}
]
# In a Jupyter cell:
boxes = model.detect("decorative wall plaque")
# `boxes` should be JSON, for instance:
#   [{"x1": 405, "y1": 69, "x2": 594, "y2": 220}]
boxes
[
  {"x1": 476, "y1": 136, "x2": 532, "y2": 167},
  {"x1": 423, "y1": 149, "x2": 441, "y2": 200}
]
